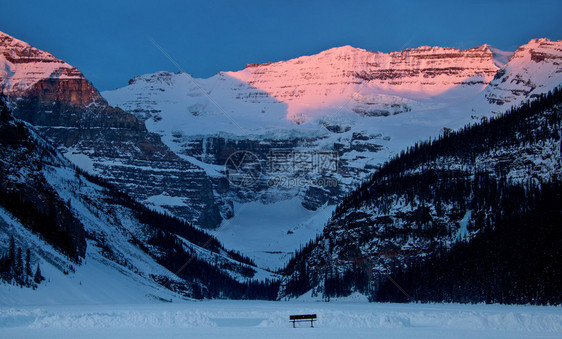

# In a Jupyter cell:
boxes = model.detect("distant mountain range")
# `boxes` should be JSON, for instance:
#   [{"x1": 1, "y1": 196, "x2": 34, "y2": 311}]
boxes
[
  {"x1": 1, "y1": 30, "x2": 561, "y2": 302},
  {"x1": 102, "y1": 36, "x2": 562, "y2": 268}
]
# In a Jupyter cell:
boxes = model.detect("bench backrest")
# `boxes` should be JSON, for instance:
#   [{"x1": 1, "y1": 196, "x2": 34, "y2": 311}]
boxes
[{"x1": 290, "y1": 314, "x2": 317, "y2": 320}]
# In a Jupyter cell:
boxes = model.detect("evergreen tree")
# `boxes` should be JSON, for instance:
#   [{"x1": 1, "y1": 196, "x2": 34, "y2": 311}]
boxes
[
  {"x1": 25, "y1": 248, "x2": 32, "y2": 282},
  {"x1": 33, "y1": 264, "x2": 44, "y2": 284},
  {"x1": 8, "y1": 236, "x2": 15, "y2": 265},
  {"x1": 0, "y1": 94, "x2": 11, "y2": 121},
  {"x1": 15, "y1": 247, "x2": 23, "y2": 284},
  {"x1": 283, "y1": 87, "x2": 562, "y2": 304}
]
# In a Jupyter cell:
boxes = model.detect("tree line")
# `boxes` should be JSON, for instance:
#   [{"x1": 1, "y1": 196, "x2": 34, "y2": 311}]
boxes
[
  {"x1": 1, "y1": 94, "x2": 279, "y2": 299},
  {"x1": 0, "y1": 236, "x2": 44, "y2": 288},
  {"x1": 282, "y1": 87, "x2": 562, "y2": 304}
]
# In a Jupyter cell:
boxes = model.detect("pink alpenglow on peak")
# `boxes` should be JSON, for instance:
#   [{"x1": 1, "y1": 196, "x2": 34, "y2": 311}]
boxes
[
  {"x1": 226, "y1": 44, "x2": 501, "y2": 122},
  {"x1": 484, "y1": 38, "x2": 562, "y2": 107},
  {"x1": 102, "y1": 38, "x2": 562, "y2": 134},
  {"x1": 0, "y1": 31, "x2": 100, "y2": 106}
]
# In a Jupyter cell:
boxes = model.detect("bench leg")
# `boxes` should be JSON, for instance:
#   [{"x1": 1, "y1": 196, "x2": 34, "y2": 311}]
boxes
[
  {"x1": 292, "y1": 321, "x2": 295, "y2": 328},
  {"x1": 311, "y1": 320, "x2": 313, "y2": 328}
]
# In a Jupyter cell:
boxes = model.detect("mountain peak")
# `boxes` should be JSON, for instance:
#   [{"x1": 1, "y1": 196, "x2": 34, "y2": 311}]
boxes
[
  {"x1": 127, "y1": 70, "x2": 178, "y2": 85},
  {"x1": 323, "y1": 45, "x2": 368, "y2": 53},
  {"x1": 483, "y1": 38, "x2": 562, "y2": 106},
  {"x1": 528, "y1": 37, "x2": 553, "y2": 45},
  {"x1": 0, "y1": 30, "x2": 101, "y2": 106},
  {"x1": 0, "y1": 29, "x2": 69, "y2": 71},
  {"x1": 510, "y1": 37, "x2": 562, "y2": 63},
  {"x1": 515, "y1": 37, "x2": 561, "y2": 53},
  {"x1": 223, "y1": 41, "x2": 501, "y2": 122}
]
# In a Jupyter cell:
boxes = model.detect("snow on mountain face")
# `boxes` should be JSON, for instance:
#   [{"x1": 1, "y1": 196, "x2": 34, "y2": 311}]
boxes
[
  {"x1": 0, "y1": 109, "x2": 176, "y2": 303},
  {"x1": 0, "y1": 31, "x2": 99, "y2": 106},
  {"x1": 0, "y1": 99, "x2": 274, "y2": 303},
  {"x1": 228, "y1": 45, "x2": 499, "y2": 122},
  {"x1": 102, "y1": 39, "x2": 562, "y2": 268},
  {"x1": 0, "y1": 30, "x2": 224, "y2": 228},
  {"x1": 486, "y1": 45, "x2": 514, "y2": 68},
  {"x1": 484, "y1": 38, "x2": 562, "y2": 107},
  {"x1": 0, "y1": 31, "x2": 79, "y2": 88},
  {"x1": 104, "y1": 44, "x2": 503, "y2": 134}
]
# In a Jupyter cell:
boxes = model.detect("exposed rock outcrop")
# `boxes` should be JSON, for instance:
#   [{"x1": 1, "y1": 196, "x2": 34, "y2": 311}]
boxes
[
  {"x1": 0, "y1": 30, "x2": 223, "y2": 228},
  {"x1": 484, "y1": 38, "x2": 562, "y2": 106}
]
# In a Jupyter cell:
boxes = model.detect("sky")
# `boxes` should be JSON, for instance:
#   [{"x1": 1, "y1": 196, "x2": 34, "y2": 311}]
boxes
[{"x1": 1, "y1": 0, "x2": 561, "y2": 91}]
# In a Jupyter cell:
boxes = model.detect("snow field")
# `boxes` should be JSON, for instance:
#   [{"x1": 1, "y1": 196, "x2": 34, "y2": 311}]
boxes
[
  {"x1": 0, "y1": 301, "x2": 560, "y2": 338},
  {"x1": 210, "y1": 198, "x2": 335, "y2": 269}
]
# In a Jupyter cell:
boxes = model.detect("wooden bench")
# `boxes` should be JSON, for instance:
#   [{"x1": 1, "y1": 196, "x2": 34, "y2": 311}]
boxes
[{"x1": 289, "y1": 314, "x2": 317, "y2": 327}]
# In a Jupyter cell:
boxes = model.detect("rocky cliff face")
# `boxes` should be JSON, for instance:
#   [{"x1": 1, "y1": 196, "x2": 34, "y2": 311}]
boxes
[
  {"x1": 0, "y1": 31, "x2": 99, "y2": 106},
  {"x1": 484, "y1": 38, "x2": 562, "y2": 106},
  {"x1": 4, "y1": 29, "x2": 560, "y2": 267},
  {"x1": 228, "y1": 45, "x2": 499, "y2": 121},
  {"x1": 0, "y1": 97, "x2": 272, "y2": 299},
  {"x1": 0, "y1": 31, "x2": 223, "y2": 228},
  {"x1": 104, "y1": 42, "x2": 504, "y2": 210},
  {"x1": 278, "y1": 90, "x2": 562, "y2": 299},
  {"x1": 102, "y1": 38, "x2": 562, "y2": 267}
]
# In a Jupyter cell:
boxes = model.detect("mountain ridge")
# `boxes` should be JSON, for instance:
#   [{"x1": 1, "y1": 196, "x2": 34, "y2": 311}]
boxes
[
  {"x1": 102, "y1": 36, "x2": 562, "y2": 268},
  {"x1": 0, "y1": 95, "x2": 278, "y2": 302},
  {"x1": 1, "y1": 29, "x2": 561, "y2": 303},
  {"x1": 279, "y1": 87, "x2": 562, "y2": 302},
  {"x1": 0, "y1": 30, "x2": 101, "y2": 107},
  {"x1": 2, "y1": 29, "x2": 561, "y2": 269},
  {"x1": 0, "y1": 30, "x2": 224, "y2": 228}
]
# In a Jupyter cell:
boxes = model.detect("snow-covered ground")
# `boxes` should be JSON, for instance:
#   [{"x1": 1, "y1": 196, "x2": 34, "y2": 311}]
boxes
[
  {"x1": 0, "y1": 301, "x2": 560, "y2": 338},
  {"x1": 209, "y1": 198, "x2": 335, "y2": 270}
]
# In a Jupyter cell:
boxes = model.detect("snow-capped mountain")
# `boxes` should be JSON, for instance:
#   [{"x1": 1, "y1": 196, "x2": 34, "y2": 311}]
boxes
[
  {"x1": 0, "y1": 31, "x2": 223, "y2": 228},
  {"x1": 228, "y1": 44, "x2": 499, "y2": 122},
  {"x1": 0, "y1": 97, "x2": 275, "y2": 303},
  {"x1": 102, "y1": 38, "x2": 562, "y2": 269},
  {"x1": 279, "y1": 89, "x2": 562, "y2": 301},
  {"x1": 0, "y1": 32, "x2": 96, "y2": 106},
  {"x1": 1, "y1": 28, "x2": 561, "y2": 303},
  {"x1": 2, "y1": 29, "x2": 561, "y2": 270},
  {"x1": 484, "y1": 38, "x2": 562, "y2": 106},
  {"x1": 104, "y1": 44, "x2": 504, "y2": 131}
]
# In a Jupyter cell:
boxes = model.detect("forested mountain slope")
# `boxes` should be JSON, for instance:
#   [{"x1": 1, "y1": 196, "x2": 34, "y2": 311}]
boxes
[
  {"x1": 0, "y1": 96, "x2": 278, "y2": 302},
  {"x1": 280, "y1": 88, "x2": 562, "y2": 304}
]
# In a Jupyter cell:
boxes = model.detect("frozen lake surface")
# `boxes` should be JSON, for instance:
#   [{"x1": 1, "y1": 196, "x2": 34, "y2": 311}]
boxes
[{"x1": 1, "y1": 300, "x2": 561, "y2": 338}]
